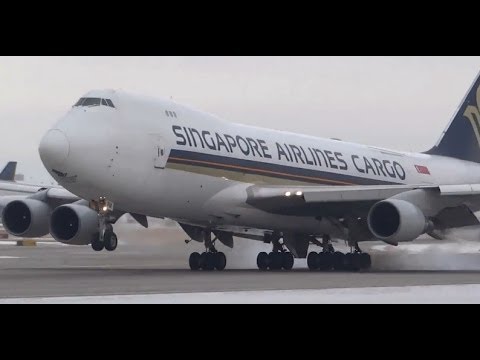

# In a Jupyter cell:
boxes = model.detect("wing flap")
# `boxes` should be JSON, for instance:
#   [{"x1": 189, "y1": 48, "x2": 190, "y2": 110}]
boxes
[
  {"x1": 439, "y1": 184, "x2": 480, "y2": 196},
  {"x1": 303, "y1": 185, "x2": 431, "y2": 202}
]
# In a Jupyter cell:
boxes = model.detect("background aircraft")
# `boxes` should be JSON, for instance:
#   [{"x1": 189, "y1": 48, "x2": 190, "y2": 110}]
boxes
[{"x1": 0, "y1": 162, "x2": 17, "y2": 181}]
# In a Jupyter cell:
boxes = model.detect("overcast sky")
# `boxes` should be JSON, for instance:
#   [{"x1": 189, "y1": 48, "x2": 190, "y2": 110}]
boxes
[{"x1": 1, "y1": 56, "x2": 479, "y2": 183}]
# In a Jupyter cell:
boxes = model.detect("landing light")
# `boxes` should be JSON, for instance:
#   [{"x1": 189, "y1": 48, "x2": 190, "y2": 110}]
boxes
[
  {"x1": 102, "y1": 206, "x2": 108, "y2": 212},
  {"x1": 296, "y1": 191, "x2": 303, "y2": 196},
  {"x1": 285, "y1": 192, "x2": 292, "y2": 197}
]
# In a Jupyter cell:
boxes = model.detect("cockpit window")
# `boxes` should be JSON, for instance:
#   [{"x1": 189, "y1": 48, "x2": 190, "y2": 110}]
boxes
[
  {"x1": 74, "y1": 97, "x2": 115, "y2": 108},
  {"x1": 82, "y1": 98, "x2": 101, "y2": 107},
  {"x1": 74, "y1": 98, "x2": 85, "y2": 106}
]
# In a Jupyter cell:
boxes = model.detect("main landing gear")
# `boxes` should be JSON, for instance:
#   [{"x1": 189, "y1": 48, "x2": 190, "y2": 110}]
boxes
[
  {"x1": 307, "y1": 236, "x2": 371, "y2": 272},
  {"x1": 90, "y1": 197, "x2": 119, "y2": 252},
  {"x1": 256, "y1": 251, "x2": 294, "y2": 271},
  {"x1": 256, "y1": 233, "x2": 295, "y2": 271},
  {"x1": 189, "y1": 230, "x2": 227, "y2": 271}
]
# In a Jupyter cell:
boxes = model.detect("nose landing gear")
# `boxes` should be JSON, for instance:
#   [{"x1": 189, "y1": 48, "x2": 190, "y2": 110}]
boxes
[{"x1": 90, "y1": 197, "x2": 119, "y2": 252}]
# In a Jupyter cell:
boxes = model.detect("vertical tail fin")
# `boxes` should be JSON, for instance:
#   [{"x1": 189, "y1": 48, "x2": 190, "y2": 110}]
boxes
[
  {"x1": 0, "y1": 162, "x2": 17, "y2": 181},
  {"x1": 426, "y1": 71, "x2": 480, "y2": 163}
]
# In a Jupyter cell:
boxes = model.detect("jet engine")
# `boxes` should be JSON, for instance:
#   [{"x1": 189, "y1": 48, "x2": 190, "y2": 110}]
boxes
[
  {"x1": 1, "y1": 199, "x2": 50, "y2": 237},
  {"x1": 50, "y1": 204, "x2": 99, "y2": 245},
  {"x1": 367, "y1": 199, "x2": 429, "y2": 245}
]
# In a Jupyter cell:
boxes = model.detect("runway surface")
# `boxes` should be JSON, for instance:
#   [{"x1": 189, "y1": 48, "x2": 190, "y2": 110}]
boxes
[{"x1": 1, "y1": 224, "x2": 480, "y2": 301}]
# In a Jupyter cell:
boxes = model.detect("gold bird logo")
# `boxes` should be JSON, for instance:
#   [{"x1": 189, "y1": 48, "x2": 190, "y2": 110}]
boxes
[{"x1": 464, "y1": 85, "x2": 480, "y2": 146}]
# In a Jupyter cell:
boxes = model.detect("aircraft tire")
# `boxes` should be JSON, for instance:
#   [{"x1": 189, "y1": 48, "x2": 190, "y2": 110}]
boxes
[
  {"x1": 214, "y1": 252, "x2": 227, "y2": 271},
  {"x1": 317, "y1": 252, "x2": 332, "y2": 271},
  {"x1": 203, "y1": 252, "x2": 215, "y2": 271},
  {"x1": 268, "y1": 252, "x2": 282, "y2": 270},
  {"x1": 332, "y1": 252, "x2": 345, "y2": 271},
  {"x1": 307, "y1": 252, "x2": 319, "y2": 271},
  {"x1": 346, "y1": 253, "x2": 362, "y2": 272},
  {"x1": 189, "y1": 252, "x2": 201, "y2": 271},
  {"x1": 104, "y1": 232, "x2": 118, "y2": 252},
  {"x1": 282, "y1": 252, "x2": 294, "y2": 270},
  {"x1": 257, "y1": 252, "x2": 269, "y2": 271},
  {"x1": 360, "y1": 253, "x2": 372, "y2": 270},
  {"x1": 91, "y1": 237, "x2": 104, "y2": 252}
]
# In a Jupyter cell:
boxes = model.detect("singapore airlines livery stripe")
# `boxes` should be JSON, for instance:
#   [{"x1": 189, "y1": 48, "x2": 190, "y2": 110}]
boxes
[
  {"x1": 166, "y1": 149, "x2": 400, "y2": 186},
  {"x1": 169, "y1": 125, "x2": 409, "y2": 186}
]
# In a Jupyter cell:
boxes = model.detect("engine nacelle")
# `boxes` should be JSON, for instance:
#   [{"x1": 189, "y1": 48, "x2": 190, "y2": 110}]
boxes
[
  {"x1": 1, "y1": 199, "x2": 50, "y2": 237},
  {"x1": 367, "y1": 199, "x2": 429, "y2": 245},
  {"x1": 50, "y1": 204, "x2": 99, "y2": 245}
]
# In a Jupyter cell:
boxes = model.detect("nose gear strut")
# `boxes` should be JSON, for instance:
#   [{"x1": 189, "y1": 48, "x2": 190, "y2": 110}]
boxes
[{"x1": 89, "y1": 197, "x2": 118, "y2": 252}]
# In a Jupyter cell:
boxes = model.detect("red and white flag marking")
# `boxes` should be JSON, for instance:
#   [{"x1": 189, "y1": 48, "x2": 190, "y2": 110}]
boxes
[{"x1": 415, "y1": 165, "x2": 430, "y2": 175}]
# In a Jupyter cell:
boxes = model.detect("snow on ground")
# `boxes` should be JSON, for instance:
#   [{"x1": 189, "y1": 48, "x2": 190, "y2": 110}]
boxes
[{"x1": 2, "y1": 284, "x2": 480, "y2": 304}]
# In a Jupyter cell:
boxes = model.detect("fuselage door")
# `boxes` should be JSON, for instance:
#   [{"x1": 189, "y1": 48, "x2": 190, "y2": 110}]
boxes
[{"x1": 151, "y1": 134, "x2": 169, "y2": 169}]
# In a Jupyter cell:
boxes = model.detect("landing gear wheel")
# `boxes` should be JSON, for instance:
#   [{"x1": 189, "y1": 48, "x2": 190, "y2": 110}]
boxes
[
  {"x1": 257, "y1": 252, "x2": 269, "y2": 271},
  {"x1": 199, "y1": 252, "x2": 207, "y2": 270},
  {"x1": 332, "y1": 252, "x2": 345, "y2": 271},
  {"x1": 268, "y1": 252, "x2": 283, "y2": 270},
  {"x1": 91, "y1": 237, "x2": 104, "y2": 252},
  {"x1": 104, "y1": 232, "x2": 118, "y2": 252},
  {"x1": 214, "y1": 252, "x2": 227, "y2": 271},
  {"x1": 307, "y1": 252, "x2": 319, "y2": 271},
  {"x1": 202, "y1": 252, "x2": 215, "y2": 271},
  {"x1": 189, "y1": 252, "x2": 201, "y2": 271},
  {"x1": 359, "y1": 253, "x2": 372, "y2": 270},
  {"x1": 345, "y1": 253, "x2": 360, "y2": 272},
  {"x1": 282, "y1": 252, "x2": 294, "y2": 271},
  {"x1": 318, "y1": 252, "x2": 332, "y2": 271}
]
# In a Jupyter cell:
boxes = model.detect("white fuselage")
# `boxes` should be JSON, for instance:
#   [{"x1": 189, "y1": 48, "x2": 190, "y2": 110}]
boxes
[{"x1": 38, "y1": 90, "x2": 480, "y2": 235}]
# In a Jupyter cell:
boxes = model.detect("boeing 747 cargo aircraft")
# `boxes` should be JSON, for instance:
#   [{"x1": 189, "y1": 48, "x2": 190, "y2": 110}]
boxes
[{"x1": 3, "y1": 72, "x2": 480, "y2": 272}]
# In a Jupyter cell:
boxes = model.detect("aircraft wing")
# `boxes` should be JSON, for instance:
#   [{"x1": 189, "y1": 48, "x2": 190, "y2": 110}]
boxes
[
  {"x1": 0, "y1": 182, "x2": 79, "y2": 209},
  {"x1": 245, "y1": 184, "x2": 480, "y2": 218},
  {"x1": 0, "y1": 181, "x2": 47, "y2": 195}
]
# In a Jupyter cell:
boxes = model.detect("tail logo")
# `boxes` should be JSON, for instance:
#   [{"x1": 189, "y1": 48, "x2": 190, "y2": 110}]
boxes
[{"x1": 464, "y1": 84, "x2": 480, "y2": 147}]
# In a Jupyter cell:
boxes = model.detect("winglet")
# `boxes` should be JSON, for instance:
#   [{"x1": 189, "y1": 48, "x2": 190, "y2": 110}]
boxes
[{"x1": 0, "y1": 162, "x2": 17, "y2": 181}]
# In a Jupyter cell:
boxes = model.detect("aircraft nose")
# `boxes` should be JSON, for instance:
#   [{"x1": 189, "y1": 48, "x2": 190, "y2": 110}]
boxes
[{"x1": 39, "y1": 129, "x2": 70, "y2": 170}]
